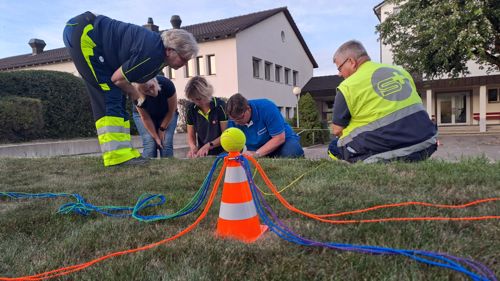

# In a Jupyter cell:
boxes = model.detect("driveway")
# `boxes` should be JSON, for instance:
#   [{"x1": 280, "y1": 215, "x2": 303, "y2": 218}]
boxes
[{"x1": 303, "y1": 134, "x2": 500, "y2": 162}]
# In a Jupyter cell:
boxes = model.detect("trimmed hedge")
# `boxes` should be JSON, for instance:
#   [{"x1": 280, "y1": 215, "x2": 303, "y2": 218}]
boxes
[
  {"x1": 0, "y1": 96, "x2": 44, "y2": 142},
  {"x1": 0, "y1": 70, "x2": 95, "y2": 142}
]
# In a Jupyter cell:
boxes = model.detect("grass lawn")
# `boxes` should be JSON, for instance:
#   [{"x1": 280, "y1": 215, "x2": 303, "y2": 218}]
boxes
[{"x1": 0, "y1": 156, "x2": 499, "y2": 281}]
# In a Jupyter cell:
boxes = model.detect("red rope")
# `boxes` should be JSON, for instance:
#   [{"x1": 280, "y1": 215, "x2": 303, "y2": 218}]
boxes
[
  {"x1": 0, "y1": 162, "x2": 228, "y2": 281},
  {"x1": 247, "y1": 156, "x2": 500, "y2": 224}
]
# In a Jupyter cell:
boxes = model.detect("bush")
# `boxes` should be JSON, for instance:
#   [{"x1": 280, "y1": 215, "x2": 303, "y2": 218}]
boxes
[
  {"x1": 296, "y1": 93, "x2": 330, "y2": 147},
  {"x1": 0, "y1": 96, "x2": 44, "y2": 142},
  {"x1": 176, "y1": 97, "x2": 227, "y2": 133},
  {"x1": 0, "y1": 71, "x2": 95, "y2": 142},
  {"x1": 176, "y1": 98, "x2": 191, "y2": 133}
]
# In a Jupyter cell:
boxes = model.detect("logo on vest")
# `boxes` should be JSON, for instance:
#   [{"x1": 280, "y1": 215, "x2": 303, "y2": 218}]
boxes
[{"x1": 371, "y1": 68, "x2": 412, "y2": 101}]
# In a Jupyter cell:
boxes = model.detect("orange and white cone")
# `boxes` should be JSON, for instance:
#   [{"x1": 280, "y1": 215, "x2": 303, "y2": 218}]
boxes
[{"x1": 216, "y1": 152, "x2": 268, "y2": 243}]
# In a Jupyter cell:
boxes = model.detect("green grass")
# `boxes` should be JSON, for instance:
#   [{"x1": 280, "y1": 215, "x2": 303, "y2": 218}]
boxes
[{"x1": 0, "y1": 157, "x2": 499, "y2": 281}]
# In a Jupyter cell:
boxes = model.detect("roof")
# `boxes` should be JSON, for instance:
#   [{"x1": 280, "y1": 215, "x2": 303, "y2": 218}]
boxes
[
  {"x1": 179, "y1": 7, "x2": 317, "y2": 68},
  {"x1": 0, "y1": 47, "x2": 70, "y2": 71},
  {"x1": 373, "y1": 1, "x2": 385, "y2": 21},
  {"x1": 0, "y1": 7, "x2": 317, "y2": 71},
  {"x1": 302, "y1": 75, "x2": 343, "y2": 98}
]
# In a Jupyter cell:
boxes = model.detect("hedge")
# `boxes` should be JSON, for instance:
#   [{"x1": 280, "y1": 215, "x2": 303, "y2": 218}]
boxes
[
  {"x1": 0, "y1": 96, "x2": 44, "y2": 142},
  {"x1": 0, "y1": 70, "x2": 95, "y2": 142}
]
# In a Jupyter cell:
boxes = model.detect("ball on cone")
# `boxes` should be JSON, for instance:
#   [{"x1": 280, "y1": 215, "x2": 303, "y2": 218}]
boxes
[{"x1": 220, "y1": 128, "x2": 246, "y2": 152}]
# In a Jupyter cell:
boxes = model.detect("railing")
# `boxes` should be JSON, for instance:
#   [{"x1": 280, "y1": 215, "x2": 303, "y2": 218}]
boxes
[{"x1": 295, "y1": 128, "x2": 332, "y2": 146}]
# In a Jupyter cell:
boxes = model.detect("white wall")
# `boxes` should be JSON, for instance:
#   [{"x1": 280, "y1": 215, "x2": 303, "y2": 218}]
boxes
[
  {"x1": 169, "y1": 38, "x2": 239, "y2": 100},
  {"x1": 13, "y1": 61, "x2": 78, "y2": 75},
  {"x1": 379, "y1": 2, "x2": 396, "y2": 65},
  {"x1": 235, "y1": 12, "x2": 314, "y2": 108}
]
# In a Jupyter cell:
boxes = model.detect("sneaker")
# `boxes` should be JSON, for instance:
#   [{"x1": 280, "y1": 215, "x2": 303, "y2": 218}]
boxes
[{"x1": 119, "y1": 156, "x2": 149, "y2": 166}]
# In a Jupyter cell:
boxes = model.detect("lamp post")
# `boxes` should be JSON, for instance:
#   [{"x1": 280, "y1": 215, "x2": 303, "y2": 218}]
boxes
[{"x1": 292, "y1": 86, "x2": 301, "y2": 128}]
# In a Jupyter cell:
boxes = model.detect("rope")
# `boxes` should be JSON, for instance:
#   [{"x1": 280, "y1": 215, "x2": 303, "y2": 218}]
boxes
[
  {"x1": 0, "y1": 156, "x2": 225, "y2": 223},
  {"x1": 252, "y1": 161, "x2": 328, "y2": 195},
  {"x1": 239, "y1": 156, "x2": 497, "y2": 281},
  {"x1": 0, "y1": 157, "x2": 228, "y2": 281},
  {"x1": 245, "y1": 155, "x2": 500, "y2": 224}
]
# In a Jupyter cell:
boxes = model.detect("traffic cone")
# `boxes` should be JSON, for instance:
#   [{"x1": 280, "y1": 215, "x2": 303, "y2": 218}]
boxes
[{"x1": 216, "y1": 152, "x2": 268, "y2": 243}]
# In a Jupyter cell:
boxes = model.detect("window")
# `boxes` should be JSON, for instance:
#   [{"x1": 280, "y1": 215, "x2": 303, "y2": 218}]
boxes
[
  {"x1": 185, "y1": 59, "x2": 195, "y2": 78},
  {"x1": 196, "y1": 56, "x2": 205, "y2": 76},
  {"x1": 165, "y1": 66, "x2": 176, "y2": 79},
  {"x1": 286, "y1": 107, "x2": 291, "y2": 119},
  {"x1": 207, "y1": 55, "x2": 216, "y2": 75},
  {"x1": 275, "y1": 65, "x2": 282, "y2": 83},
  {"x1": 284, "y1": 68, "x2": 290, "y2": 84},
  {"x1": 278, "y1": 106, "x2": 283, "y2": 116},
  {"x1": 253, "y1": 57, "x2": 261, "y2": 78},
  {"x1": 293, "y1": 71, "x2": 298, "y2": 86},
  {"x1": 265, "y1": 61, "x2": 272, "y2": 81},
  {"x1": 488, "y1": 88, "x2": 499, "y2": 103}
]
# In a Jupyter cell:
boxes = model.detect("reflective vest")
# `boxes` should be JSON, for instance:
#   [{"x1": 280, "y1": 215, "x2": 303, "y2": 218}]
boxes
[{"x1": 337, "y1": 61, "x2": 437, "y2": 162}]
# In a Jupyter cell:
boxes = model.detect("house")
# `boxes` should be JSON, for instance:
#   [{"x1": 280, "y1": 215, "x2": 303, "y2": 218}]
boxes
[
  {"x1": 374, "y1": 1, "x2": 500, "y2": 132},
  {"x1": 0, "y1": 7, "x2": 317, "y2": 120},
  {"x1": 301, "y1": 75, "x2": 343, "y2": 123}
]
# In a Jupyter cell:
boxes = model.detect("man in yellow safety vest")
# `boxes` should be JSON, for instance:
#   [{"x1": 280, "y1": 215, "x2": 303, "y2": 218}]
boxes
[{"x1": 328, "y1": 40, "x2": 437, "y2": 163}]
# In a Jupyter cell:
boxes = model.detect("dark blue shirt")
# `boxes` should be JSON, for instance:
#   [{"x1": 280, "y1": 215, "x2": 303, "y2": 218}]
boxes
[
  {"x1": 134, "y1": 76, "x2": 176, "y2": 126},
  {"x1": 93, "y1": 15, "x2": 166, "y2": 83},
  {"x1": 228, "y1": 99, "x2": 298, "y2": 151},
  {"x1": 332, "y1": 89, "x2": 351, "y2": 127}
]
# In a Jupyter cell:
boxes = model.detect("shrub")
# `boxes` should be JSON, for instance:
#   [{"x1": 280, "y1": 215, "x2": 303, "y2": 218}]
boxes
[
  {"x1": 0, "y1": 71, "x2": 95, "y2": 142},
  {"x1": 0, "y1": 96, "x2": 44, "y2": 142},
  {"x1": 296, "y1": 93, "x2": 330, "y2": 146}
]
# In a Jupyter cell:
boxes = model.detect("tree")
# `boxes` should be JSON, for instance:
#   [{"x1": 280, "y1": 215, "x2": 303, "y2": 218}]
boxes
[{"x1": 376, "y1": 0, "x2": 499, "y2": 78}]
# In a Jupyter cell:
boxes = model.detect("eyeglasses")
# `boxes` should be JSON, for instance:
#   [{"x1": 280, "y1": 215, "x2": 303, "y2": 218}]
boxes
[
  {"x1": 231, "y1": 108, "x2": 249, "y2": 123},
  {"x1": 337, "y1": 58, "x2": 350, "y2": 72}
]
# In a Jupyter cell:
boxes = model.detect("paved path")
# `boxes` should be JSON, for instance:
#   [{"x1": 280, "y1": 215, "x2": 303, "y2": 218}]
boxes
[
  {"x1": 2, "y1": 133, "x2": 499, "y2": 162},
  {"x1": 303, "y1": 134, "x2": 500, "y2": 162}
]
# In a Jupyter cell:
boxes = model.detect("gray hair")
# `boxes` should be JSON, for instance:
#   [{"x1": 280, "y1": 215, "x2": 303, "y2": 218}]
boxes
[
  {"x1": 161, "y1": 29, "x2": 198, "y2": 60},
  {"x1": 333, "y1": 40, "x2": 370, "y2": 61},
  {"x1": 185, "y1": 76, "x2": 213, "y2": 101}
]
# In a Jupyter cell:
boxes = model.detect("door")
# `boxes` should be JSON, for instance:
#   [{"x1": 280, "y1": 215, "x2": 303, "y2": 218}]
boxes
[{"x1": 437, "y1": 92, "x2": 469, "y2": 125}]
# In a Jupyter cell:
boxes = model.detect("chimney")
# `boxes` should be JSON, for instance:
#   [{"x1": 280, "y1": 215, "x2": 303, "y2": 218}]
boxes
[
  {"x1": 28, "y1": 39, "x2": 46, "y2": 55},
  {"x1": 170, "y1": 15, "x2": 181, "y2": 29},
  {"x1": 143, "y1": 17, "x2": 159, "y2": 32}
]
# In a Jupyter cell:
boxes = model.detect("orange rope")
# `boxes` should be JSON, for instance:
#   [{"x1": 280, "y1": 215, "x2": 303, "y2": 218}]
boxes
[
  {"x1": 0, "y1": 162, "x2": 228, "y2": 281},
  {"x1": 247, "y1": 156, "x2": 500, "y2": 224}
]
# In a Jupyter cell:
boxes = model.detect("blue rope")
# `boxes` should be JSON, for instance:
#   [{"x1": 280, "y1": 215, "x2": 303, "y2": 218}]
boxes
[
  {"x1": 0, "y1": 154, "x2": 226, "y2": 222},
  {"x1": 238, "y1": 156, "x2": 495, "y2": 281}
]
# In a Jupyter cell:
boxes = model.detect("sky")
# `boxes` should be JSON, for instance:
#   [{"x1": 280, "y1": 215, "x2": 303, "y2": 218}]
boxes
[{"x1": 0, "y1": 0, "x2": 383, "y2": 76}]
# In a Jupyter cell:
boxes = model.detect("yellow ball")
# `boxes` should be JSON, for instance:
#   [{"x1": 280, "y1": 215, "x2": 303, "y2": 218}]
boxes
[{"x1": 220, "y1": 128, "x2": 246, "y2": 152}]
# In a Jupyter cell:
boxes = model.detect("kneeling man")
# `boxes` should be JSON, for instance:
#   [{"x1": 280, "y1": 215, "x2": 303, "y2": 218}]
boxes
[{"x1": 227, "y1": 93, "x2": 304, "y2": 158}]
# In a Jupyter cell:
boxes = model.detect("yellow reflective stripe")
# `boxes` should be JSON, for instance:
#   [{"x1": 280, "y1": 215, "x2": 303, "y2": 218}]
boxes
[
  {"x1": 80, "y1": 24, "x2": 98, "y2": 83},
  {"x1": 120, "y1": 67, "x2": 130, "y2": 83},
  {"x1": 100, "y1": 83, "x2": 110, "y2": 91},
  {"x1": 95, "y1": 116, "x2": 127, "y2": 129},
  {"x1": 102, "y1": 147, "x2": 140, "y2": 166},
  {"x1": 98, "y1": 132, "x2": 131, "y2": 144},
  {"x1": 124, "y1": 57, "x2": 151, "y2": 74},
  {"x1": 66, "y1": 23, "x2": 78, "y2": 26}
]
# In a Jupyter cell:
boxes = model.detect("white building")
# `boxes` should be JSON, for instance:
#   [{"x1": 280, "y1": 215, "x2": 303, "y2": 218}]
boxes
[
  {"x1": 0, "y1": 7, "x2": 317, "y2": 120},
  {"x1": 374, "y1": 1, "x2": 500, "y2": 132}
]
